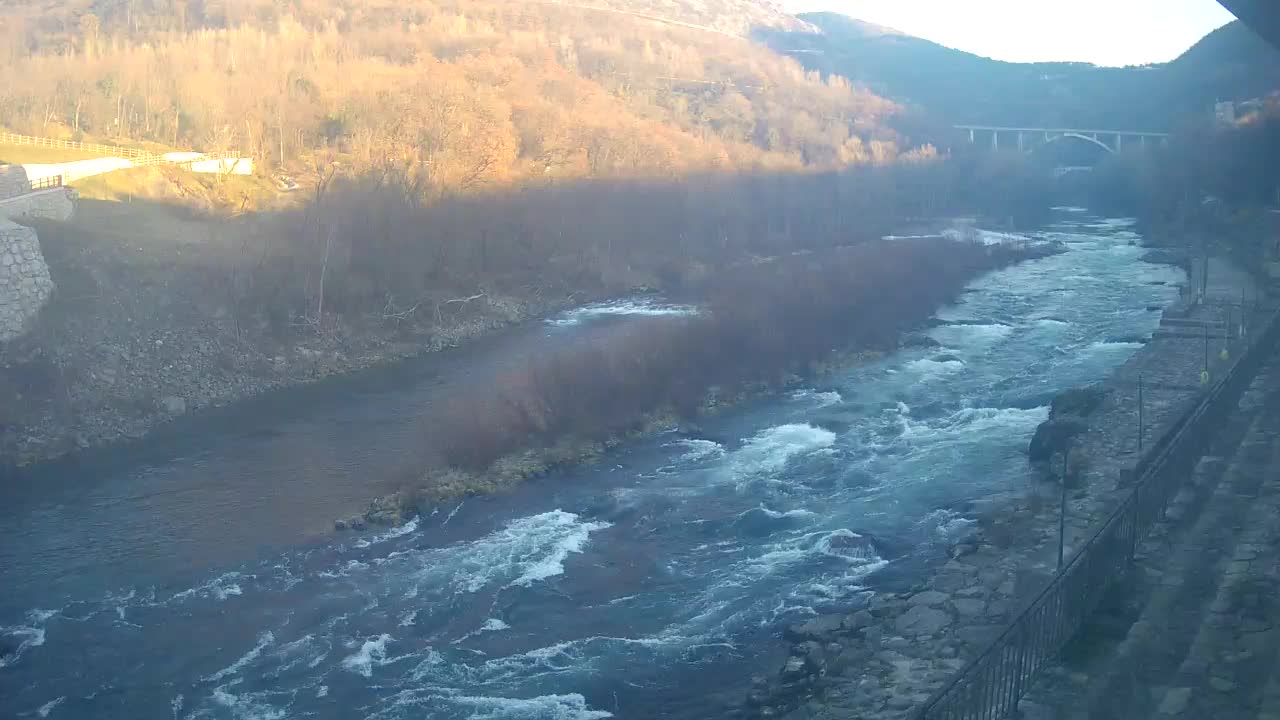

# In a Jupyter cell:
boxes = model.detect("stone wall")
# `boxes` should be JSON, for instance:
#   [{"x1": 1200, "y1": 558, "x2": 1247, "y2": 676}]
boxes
[
  {"x1": 0, "y1": 187, "x2": 77, "y2": 222},
  {"x1": 0, "y1": 164, "x2": 70, "y2": 342},
  {"x1": 0, "y1": 217, "x2": 54, "y2": 342},
  {"x1": 0, "y1": 165, "x2": 28, "y2": 197}
]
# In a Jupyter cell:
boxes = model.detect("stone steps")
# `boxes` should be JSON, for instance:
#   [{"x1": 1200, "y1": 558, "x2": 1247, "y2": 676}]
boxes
[
  {"x1": 1155, "y1": 409, "x2": 1280, "y2": 720},
  {"x1": 1018, "y1": 356, "x2": 1280, "y2": 720},
  {"x1": 1253, "y1": 648, "x2": 1280, "y2": 720},
  {"x1": 1082, "y1": 414, "x2": 1268, "y2": 719}
]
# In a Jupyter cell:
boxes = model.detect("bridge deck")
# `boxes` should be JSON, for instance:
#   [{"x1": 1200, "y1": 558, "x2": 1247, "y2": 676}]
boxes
[{"x1": 955, "y1": 124, "x2": 1171, "y2": 137}]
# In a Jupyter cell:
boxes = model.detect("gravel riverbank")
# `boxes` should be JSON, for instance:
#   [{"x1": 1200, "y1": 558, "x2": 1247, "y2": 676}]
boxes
[{"x1": 0, "y1": 282, "x2": 572, "y2": 467}]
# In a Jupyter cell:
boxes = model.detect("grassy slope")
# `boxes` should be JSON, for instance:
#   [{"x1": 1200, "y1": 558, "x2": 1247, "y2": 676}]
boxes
[{"x1": 0, "y1": 144, "x2": 109, "y2": 164}]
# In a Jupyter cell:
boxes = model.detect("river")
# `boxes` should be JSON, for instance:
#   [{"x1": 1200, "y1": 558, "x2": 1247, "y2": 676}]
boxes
[{"x1": 0, "y1": 211, "x2": 1183, "y2": 720}]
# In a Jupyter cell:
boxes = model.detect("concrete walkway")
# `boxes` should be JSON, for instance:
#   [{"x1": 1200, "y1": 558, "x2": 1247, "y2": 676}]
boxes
[{"x1": 1021, "y1": 352, "x2": 1280, "y2": 720}]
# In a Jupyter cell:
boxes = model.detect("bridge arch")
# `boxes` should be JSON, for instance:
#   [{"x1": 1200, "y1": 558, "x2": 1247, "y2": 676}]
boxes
[{"x1": 1031, "y1": 132, "x2": 1115, "y2": 156}]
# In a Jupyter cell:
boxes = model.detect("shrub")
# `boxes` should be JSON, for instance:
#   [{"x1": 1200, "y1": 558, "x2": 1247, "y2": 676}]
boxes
[{"x1": 439, "y1": 236, "x2": 1037, "y2": 470}]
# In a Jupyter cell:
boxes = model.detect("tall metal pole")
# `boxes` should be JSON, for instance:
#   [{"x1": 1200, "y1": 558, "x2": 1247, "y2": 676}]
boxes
[
  {"x1": 1204, "y1": 323, "x2": 1210, "y2": 377},
  {"x1": 1059, "y1": 449, "x2": 1068, "y2": 571},
  {"x1": 1242, "y1": 288, "x2": 1248, "y2": 339},
  {"x1": 1138, "y1": 374, "x2": 1144, "y2": 453}
]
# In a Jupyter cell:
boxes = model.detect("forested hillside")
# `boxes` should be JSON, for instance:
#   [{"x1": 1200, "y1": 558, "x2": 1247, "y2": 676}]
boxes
[
  {"x1": 761, "y1": 15, "x2": 1280, "y2": 132},
  {"x1": 0, "y1": 0, "x2": 913, "y2": 189}
]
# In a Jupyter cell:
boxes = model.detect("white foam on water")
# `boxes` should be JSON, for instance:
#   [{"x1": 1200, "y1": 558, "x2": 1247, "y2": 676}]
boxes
[
  {"x1": 508, "y1": 514, "x2": 613, "y2": 588},
  {"x1": 882, "y1": 234, "x2": 943, "y2": 241},
  {"x1": 451, "y1": 511, "x2": 611, "y2": 591},
  {"x1": 746, "y1": 529, "x2": 885, "y2": 576},
  {"x1": 450, "y1": 693, "x2": 613, "y2": 719},
  {"x1": 169, "y1": 572, "x2": 246, "y2": 603},
  {"x1": 935, "y1": 304, "x2": 980, "y2": 324},
  {"x1": 921, "y1": 509, "x2": 978, "y2": 541},
  {"x1": 547, "y1": 299, "x2": 699, "y2": 327},
  {"x1": 1035, "y1": 317, "x2": 1071, "y2": 327},
  {"x1": 205, "y1": 631, "x2": 275, "y2": 682},
  {"x1": 905, "y1": 358, "x2": 965, "y2": 378},
  {"x1": 378, "y1": 511, "x2": 610, "y2": 597},
  {"x1": 942, "y1": 227, "x2": 1030, "y2": 246},
  {"x1": 36, "y1": 696, "x2": 64, "y2": 717},
  {"x1": 342, "y1": 633, "x2": 393, "y2": 678},
  {"x1": 904, "y1": 406, "x2": 1047, "y2": 441},
  {"x1": 728, "y1": 424, "x2": 838, "y2": 478},
  {"x1": 407, "y1": 649, "x2": 446, "y2": 682},
  {"x1": 171, "y1": 694, "x2": 183, "y2": 720},
  {"x1": 751, "y1": 505, "x2": 817, "y2": 520},
  {"x1": 481, "y1": 618, "x2": 511, "y2": 632},
  {"x1": 1051, "y1": 206, "x2": 1088, "y2": 212},
  {"x1": 442, "y1": 501, "x2": 465, "y2": 527},
  {"x1": 398, "y1": 610, "x2": 418, "y2": 627},
  {"x1": 27, "y1": 608, "x2": 57, "y2": 623},
  {"x1": 211, "y1": 687, "x2": 286, "y2": 720},
  {"x1": 271, "y1": 634, "x2": 327, "y2": 675},
  {"x1": 476, "y1": 634, "x2": 684, "y2": 683},
  {"x1": 788, "y1": 389, "x2": 843, "y2": 407},
  {"x1": 0, "y1": 625, "x2": 45, "y2": 668},
  {"x1": 669, "y1": 438, "x2": 725, "y2": 461},
  {"x1": 316, "y1": 686, "x2": 328, "y2": 698},
  {"x1": 930, "y1": 324, "x2": 1014, "y2": 352},
  {"x1": 353, "y1": 516, "x2": 419, "y2": 548},
  {"x1": 1089, "y1": 340, "x2": 1144, "y2": 352}
]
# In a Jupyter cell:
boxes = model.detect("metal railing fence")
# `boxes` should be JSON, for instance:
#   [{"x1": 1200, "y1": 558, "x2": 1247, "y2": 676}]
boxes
[{"x1": 915, "y1": 300, "x2": 1280, "y2": 720}]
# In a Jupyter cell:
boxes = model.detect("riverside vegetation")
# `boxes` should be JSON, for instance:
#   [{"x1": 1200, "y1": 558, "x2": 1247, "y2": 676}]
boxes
[
  {"x1": 1, "y1": 0, "x2": 1050, "y2": 472},
  {"x1": 0, "y1": 1, "x2": 1056, "y2": 466},
  {"x1": 343, "y1": 234, "x2": 1060, "y2": 528}
]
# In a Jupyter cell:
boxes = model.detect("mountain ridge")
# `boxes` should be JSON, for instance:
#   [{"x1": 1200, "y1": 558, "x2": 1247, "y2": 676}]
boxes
[{"x1": 757, "y1": 13, "x2": 1280, "y2": 131}]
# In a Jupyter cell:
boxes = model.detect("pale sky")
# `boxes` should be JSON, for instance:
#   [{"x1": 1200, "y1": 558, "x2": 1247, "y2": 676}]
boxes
[{"x1": 780, "y1": 0, "x2": 1239, "y2": 67}]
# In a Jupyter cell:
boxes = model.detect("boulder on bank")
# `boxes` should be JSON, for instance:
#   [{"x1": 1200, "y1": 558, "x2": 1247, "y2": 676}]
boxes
[
  {"x1": 1029, "y1": 385, "x2": 1108, "y2": 464},
  {"x1": 895, "y1": 604, "x2": 952, "y2": 636},
  {"x1": 784, "y1": 614, "x2": 845, "y2": 643},
  {"x1": 1141, "y1": 248, "x2": 1189, "y2": 268},
  {"x1": 901, "y1": 332, "x2": 941, "y2": 349},
  {"x1": 1048, "y1": 385, "x2": 1107, "y2": 419},
  {"x1": 1029, "y1": 416, "x2": 1089, "y2": 464},
  {"x1": 158, "y1": 395, "x2": 187, "y2": 415}
]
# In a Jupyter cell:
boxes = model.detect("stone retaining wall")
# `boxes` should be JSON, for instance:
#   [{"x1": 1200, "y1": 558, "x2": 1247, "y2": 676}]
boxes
[
  {"x1": 0, "y1": 187, "x2": 76, "y2": 222},
  {"x1": 0, "y1": 217, "x2": 54, "y2": 342},
  {"x1": 0, "y1": 165, "x2": 27, "y2": 197},
  {"x1": 0, "y1": 174, "x2": 73, "y2": 342}
]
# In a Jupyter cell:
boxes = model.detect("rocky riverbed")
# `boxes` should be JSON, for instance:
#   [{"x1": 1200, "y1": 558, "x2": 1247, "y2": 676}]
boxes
[{"x1": 744, "y1": 255, "x2": 1268, "y2": 720}]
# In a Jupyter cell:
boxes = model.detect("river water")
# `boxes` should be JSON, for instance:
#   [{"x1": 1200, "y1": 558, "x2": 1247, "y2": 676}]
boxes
[{"x1": 0, "y1": 211, "x2": 1183, "y2": 720}]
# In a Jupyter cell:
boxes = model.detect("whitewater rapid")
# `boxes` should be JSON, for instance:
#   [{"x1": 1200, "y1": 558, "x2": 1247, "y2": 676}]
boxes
[{"x1": 0, "y1": 214, "x2": 1183, "y2": 719}]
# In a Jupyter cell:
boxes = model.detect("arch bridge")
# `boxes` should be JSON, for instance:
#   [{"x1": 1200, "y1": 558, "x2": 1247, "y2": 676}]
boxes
[{"x1": 955, "y1": 125, "x2": 1172, "y2": 154}]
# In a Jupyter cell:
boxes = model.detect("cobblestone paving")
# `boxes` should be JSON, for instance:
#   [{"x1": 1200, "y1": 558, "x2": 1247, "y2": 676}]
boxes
[{"x1": 1021, "y1": 353, "x2": 1280, "y2": 720}]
